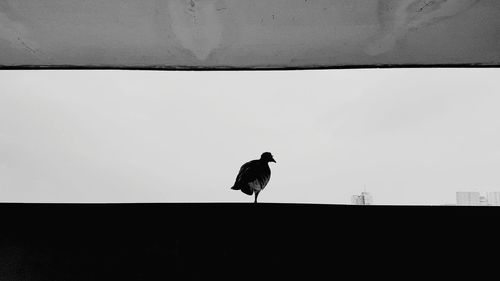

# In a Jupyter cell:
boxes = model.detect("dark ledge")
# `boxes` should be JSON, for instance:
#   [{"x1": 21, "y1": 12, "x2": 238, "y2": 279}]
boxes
[
  {"x1": 1, "y1": 203, "x2": 498, "y2": 280},
  {"x1": 0, "y1": 63, "x2": 499, "y2": 71}
]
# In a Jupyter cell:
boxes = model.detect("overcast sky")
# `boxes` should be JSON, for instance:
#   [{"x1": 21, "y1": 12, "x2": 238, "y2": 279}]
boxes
[{"x1": 0, "y1": 69, "x2": 499, "y2": 204}]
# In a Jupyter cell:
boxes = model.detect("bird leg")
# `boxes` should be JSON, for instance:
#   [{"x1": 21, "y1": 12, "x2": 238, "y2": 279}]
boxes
[{"x1": 254, "y1": 191, "x2": 259, "y2": 203}]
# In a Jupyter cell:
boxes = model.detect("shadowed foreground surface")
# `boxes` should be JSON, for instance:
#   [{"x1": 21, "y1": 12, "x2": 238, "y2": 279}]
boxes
[{"x1": 1, "y1": 203, "x2": 498, "y2": 280}]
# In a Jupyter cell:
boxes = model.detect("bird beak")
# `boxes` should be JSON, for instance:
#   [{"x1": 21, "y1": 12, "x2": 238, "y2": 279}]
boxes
[{"x1": 271, "y1": 158, "x2": 276, "y2": 163}]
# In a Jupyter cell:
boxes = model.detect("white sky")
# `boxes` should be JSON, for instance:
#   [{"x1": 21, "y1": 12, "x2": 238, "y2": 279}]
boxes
[{"x1": 0, "y1": 69, "x2": 499, "y2": 204}]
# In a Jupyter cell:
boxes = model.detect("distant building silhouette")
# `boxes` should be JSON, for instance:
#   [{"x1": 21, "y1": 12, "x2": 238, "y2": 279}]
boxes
[
  {"x1": 351, "y1": 192, "x2": 373, "y2": 205},
  {"x1": 456, "y1": 192, "x2": 481, "y2": 206},
  {"x1": 479, "y1": 196, "x2": 488, "y2": 206},
  {"x1": 456, "y1": 191, "x2": 500, "y2": 206},
  {"x1": 486, "y1": 192, "x2": 500, "y2": 206}
]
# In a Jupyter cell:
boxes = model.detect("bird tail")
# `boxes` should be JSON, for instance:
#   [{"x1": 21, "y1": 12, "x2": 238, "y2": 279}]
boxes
[
  {"x1": 231, "y1": 184, "x2": 253, "y2": 195},
  {"x1": 240, "y1": 186, "x2": 253, "y2": 195}
]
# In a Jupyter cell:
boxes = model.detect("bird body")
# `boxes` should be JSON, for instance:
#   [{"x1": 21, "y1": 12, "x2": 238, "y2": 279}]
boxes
[{"x1": 230, "y1": 152, "x2": 275, "y2": 203}]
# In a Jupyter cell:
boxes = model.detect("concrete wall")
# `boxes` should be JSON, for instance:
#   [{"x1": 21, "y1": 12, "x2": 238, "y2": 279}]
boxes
[{"x1": 1, "y1": 0, "x2": 499, "y2": 68}]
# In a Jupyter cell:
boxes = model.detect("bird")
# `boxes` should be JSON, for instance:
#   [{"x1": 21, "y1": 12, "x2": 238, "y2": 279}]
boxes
[{"x1": 230, "y1": 152, "x2": 276, "y2": 203}]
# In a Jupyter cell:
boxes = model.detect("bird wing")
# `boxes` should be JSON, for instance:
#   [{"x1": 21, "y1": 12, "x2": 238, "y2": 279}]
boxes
[
  {"x1": 248, "y1": 172, "x2": 270, "y2": 192},
  {"x1": 234, "y1": 160, "x2": 271, "y2": 193},
  {"x1": 234, "y1": 160, "x2": 260, "y2": 185}
]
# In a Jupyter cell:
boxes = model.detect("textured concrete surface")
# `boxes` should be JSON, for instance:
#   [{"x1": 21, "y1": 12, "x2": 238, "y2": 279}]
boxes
[{"x1": 0, "y1": 0, "x2": 499, "y2": 68}]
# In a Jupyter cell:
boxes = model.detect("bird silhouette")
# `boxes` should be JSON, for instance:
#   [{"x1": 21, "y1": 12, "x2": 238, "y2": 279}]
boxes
[{"x1": 230, "y1": 152, "x2": 276, "y2": 203}]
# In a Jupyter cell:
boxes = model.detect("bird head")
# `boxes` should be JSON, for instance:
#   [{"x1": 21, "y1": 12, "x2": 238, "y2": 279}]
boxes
[{"x1": 261, "y1": 152, "x2": 276, "y2": 163}]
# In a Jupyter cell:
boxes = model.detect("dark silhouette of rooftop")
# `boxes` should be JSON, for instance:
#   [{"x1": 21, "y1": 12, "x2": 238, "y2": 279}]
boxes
[{"x1": 0, "y1": 203, "x2": 497, "y2": 280}]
